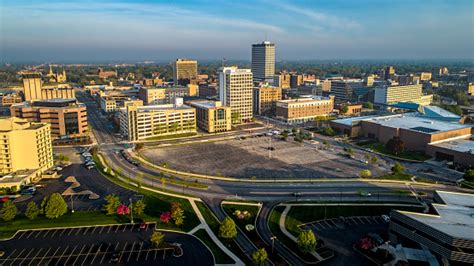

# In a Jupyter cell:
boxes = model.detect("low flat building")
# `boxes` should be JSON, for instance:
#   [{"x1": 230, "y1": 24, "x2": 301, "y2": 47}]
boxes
[
  {"x1": 426, "y1": 139, "x2": 474, "y2": 168},
  {"x1": 253, "y1": 85, "x2": 282, "y2": 116},
  {"x1": 330, "y1": 113, "x2": 472, "y2": 152},
  {"x1": 0, "y1": 117, "x2": 53, "y2": 186},
  {"x1": 188, "y1": 100, "x2": 231, "y2": 133},
  {"x1": 100, "y1": 96, "x2": 143, "y2": 113},
  {"x1": 389, "y1": 191, "x2": 474, "y2": 265},
  {"x1": 374, "y1": 84, "x2": 432, "y2": 106},
  {"x1": 337, "y1": 103, "x2": 362, "y2": 116},
  {"x1": 10, "y1": 99, "x2": 88, "y2": 140},
  {"x1": 119, "y1": 98, "x2": 196, "y2": 141},
  {"x1": 276, "y1": 95, "x2": 334, "y2": 124},
  {"x1": 1, "y1": 93, "x2": 23, "y2": 107}
]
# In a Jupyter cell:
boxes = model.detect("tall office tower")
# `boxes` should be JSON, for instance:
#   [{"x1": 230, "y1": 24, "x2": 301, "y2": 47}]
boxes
[
  {"x1": 251, "y1": 41, "x2": 275, "y2": 83},
  {"x1": 218, "y1": 66, "x2": 253, "y2": 123},
  {"x1": 22, "y1": 73, "x2": 43, "y2": 101},
  {"x1": 0, "y1": 117, "x2": 53, "y2": 175},
  {"x1": 385, "y1": 66, "x2": 395, "y2": 80},
  {"x1": 173, "y1": 59, "x2": 198, "y2": 86}
]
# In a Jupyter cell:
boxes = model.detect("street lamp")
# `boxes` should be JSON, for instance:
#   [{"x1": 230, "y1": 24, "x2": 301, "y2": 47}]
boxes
[
  {"x1": 129, "y1": 198, "x2": 134, "y2": 223},
  {"x1": 270, "y1": 236, "x2": 277, "y2": 254},
  {"x1": 71, "y1": 194, "x2": 74, "y2": 213}
]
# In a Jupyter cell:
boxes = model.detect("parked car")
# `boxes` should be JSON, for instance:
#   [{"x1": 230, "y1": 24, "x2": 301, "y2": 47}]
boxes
[
  {"x1": 381, "y1": 215, "x2": 390, "y2": 223},
  {"x1": 0, "y1": 197, "x2": 10, "y2": 203}
]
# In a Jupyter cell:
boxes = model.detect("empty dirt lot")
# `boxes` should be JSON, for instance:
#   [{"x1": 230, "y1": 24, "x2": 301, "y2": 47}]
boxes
[{"x1": 141, "y1": 137, "x2": 385, "y2": 179}]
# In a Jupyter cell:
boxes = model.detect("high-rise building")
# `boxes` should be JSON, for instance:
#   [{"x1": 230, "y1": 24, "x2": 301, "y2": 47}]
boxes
[
  {"x1": 385, "y1": 66, "x2": 395, "y2": 80},
  {"x1": 21, "y1": 73, "x2": 75, "y2": 101},
  {"x1": 438, "y1": 67, "x2": 449, "y2": 76},
  {"x1": 420, "y1": 72, "x2": 432, "y2": 81},
  {"x1": 290, "y1": 74, "x2": 304, "y2": 88},
  {"x1": 251, "y1": 41, "x2": 275, "y2": 83},
  {"x1": 0, "y1": 117, "x2": 53, "y2": 175},
  {"x1": 253, "y1": 85, "x2": 282, "y2": 115},
  {"x1": 119, "y1": 99, "x2": 196, "y2": 141},
  {"x1": 219, "y1": 66, "x2": 253, "y2": 123},
  {"x1": 173, "y1": 59, "x2": 198, "y2": 86},
  {"x1": 188, "y1": 100, "x2": 232, "y2": 133},
  {"x1": 273, "y1": 72, "x2": 291, "y2": 89},
  {"x1": 364, "y1": 75, "x2": 375, "y2": 87},
  {"x1": 330, "y1": 80, "x2": 365, "y2": 103},
  {"x1": 10, "y1": 99, "x2": 88, "y2": 140}
]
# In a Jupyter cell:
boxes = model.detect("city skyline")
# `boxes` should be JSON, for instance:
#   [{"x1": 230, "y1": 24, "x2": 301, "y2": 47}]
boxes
[{"x1": 1, "y1": 0, "x2": 473, "y2": 62}]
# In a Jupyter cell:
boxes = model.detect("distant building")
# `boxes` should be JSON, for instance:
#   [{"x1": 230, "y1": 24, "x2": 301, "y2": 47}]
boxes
[
  {"x1": 468, "y1": 83, "x2": 474, "y2": 96},
  {"x1": 276, "y1": 95, "x2": 335, "y2": 124},
  {"x1": 390, "y1": 191, "x2": 474, "y2": 265},
  {"x1": 219, "y1": 66, "x2": 253, "y2": 123},
  {"x1": 138, "y1": 85, "x2": 198, "y2": 105},
  {"x1": 374, "y1": 84, "x2": 432, "y2": 106},
  {"x1": 119, "y1": 99, "x2": 196, "y2": 141},
  {"x1": 330, "y1": 80, "x2": 365, "y2": 103},
  {"x1": 198, "y1": 84, "x2": 218, "y2": 98},
  {"x1": 290, "y1": 74, "x2": 304, "y2": 88},
  {"x1": 100, "y1": 96, "x2": 143, "y2": 113},
  {"x1": 320, "y1": 79, "x2": 332, "y2": 92},
  {"x1": 385, "y1": 66, "x2": 395, "y2": 80},
  {"x1": 22, "y1": 72, "x2": 74, "y2": 101},
  {"x1": 11, "y1": 99, "x2": 88, "y2": 140},
  {"x1": 253, "y1": 85, "x2": 282, "y2": 116},
  {"x1": 273, "y1": 72, "x2": 291, "y2": 89},
  {"x1": 420, "y1": 72, "x2": 432, "y2": 81},
  {"x1": 46, "y1": 65, "x2": 67, "y2": 83},
  {"x1": 364, "y1": 75, "x2": 375, "y2": 87},
  {"x1": 438, "y1": 67, "x2": 449, "y2": 76},
  {"x1": 188, "y1": 100, "x2": 232, "y2": 133},
  {"x1": 1, "y1": 93, "x2": 23, "y2": 107},
  {"x1": 173, "y1": 59, "x2": 198, "y2": 86},
  {"x1": 337, "y1": 103, "x2": 362, "y2": 116},
  {"x1": 0, "y1": 117, "x2": 53, "y2": 176},
  {"x1": 97, "y1": 68, "x2": 117, "y2": 79},
  {"x1": 251, "y1": 41, "x2": 275, "y2": 83}
]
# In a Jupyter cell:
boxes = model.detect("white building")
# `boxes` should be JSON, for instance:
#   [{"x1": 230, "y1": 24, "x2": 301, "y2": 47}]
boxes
[{"x1": 218, "y1": 66, "x2": 253, "y2": 123}]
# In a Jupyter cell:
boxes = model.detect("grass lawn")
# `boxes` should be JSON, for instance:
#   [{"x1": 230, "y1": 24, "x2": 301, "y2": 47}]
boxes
[
  {"x1": 268, "y1": 206, "x2": 318, "y2": 263},
  {"x1": 359, "y1": 142, "x2": 431, "y2": 161},
  {"x1": 221, "y1": 204, "x2": 259, "y2": 231},
  {"x1": 193, "y1": 229, "x2": 235, "y2": 264},
  {"x1": 0, "y1": 211, "x2": 121, "y2": 239},
  {"x1": 376, "y1": 172, "x2": 413, "y2": 181},
  {"x1": 195, "y1": 201, "x2": 251, "y2": 265}
]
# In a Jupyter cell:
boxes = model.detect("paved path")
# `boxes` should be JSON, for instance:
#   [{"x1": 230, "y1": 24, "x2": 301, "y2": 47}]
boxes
[{"x1": 189, "y1": 200, "x2": 244, "y2": 266}]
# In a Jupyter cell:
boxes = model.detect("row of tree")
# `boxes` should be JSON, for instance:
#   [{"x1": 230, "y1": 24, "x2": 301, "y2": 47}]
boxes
[{"x1": 0, "y1": 193, "x2": 68, "y2": 222}]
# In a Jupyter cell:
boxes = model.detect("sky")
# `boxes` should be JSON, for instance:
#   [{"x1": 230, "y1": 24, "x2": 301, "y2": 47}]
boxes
[{"x1": 0, "y1": 0, "x2": 473, "y2": 62}]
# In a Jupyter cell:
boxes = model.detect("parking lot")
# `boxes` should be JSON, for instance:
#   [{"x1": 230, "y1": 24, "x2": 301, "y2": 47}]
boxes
[
  {"x1": 300, "y1": 216, "x2": 388, "y2": 266},
  {"x1": 142, "y1": 136, "x2": 386, "y2": 179},
  {"x1": 0, "y1": 223, "x2": 213, "y2": 266}
]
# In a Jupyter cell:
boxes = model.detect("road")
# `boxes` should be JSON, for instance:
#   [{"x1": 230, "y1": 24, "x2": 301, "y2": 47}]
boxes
[{"x1": 70, "y1": 90, "x2": 467, "y2": 265}]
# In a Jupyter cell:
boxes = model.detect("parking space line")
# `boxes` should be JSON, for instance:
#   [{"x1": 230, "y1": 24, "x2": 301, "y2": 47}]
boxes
[
  {"x1": 10, "y1": 249, "x2": 26, "y2": 265},
  {"x1": 64, "y1": 246, "x2": 77, "y2": 265},
  {"x1": 98, "y1": 226, "x2": 105, "y2": 234},
  {"x1": 350, "y1": 217, "x2": 358, "y2": 225},
  {"x1": 18, "y1": 247, "x2": 35, "y2": 265},
  {"x1": 28, "y1": 248, "x2": 43, "y2": 266},
  {"x1": 114, "y1": 225, "x2": 120, "y2": 233},
  {"x1": 99, "y1": 244, "x2": 111, "y2": 264},
  {"x1": 74, "y1": 228, "x2": 82, "y2": 236},
  {"x1": 153, "y1": 249, "x2": 158, "y2": 260},
  {"x1": 50, "y1": 229, "x2": 59, "y2": 238},
  {"x1": 317, "y1": 221, "x2": 326, "y2": 229},
  {"x1": 364, "y1": 217, "x2": 373, "y2": 224},
  {"x1": 83, "y1": 227, "x2": 90, "y2": 235},
  {"x1": 81, "y1": 244, "x2": 95, "y2": 266},
  {"x1": 122, "y1": 225, "x2": 128, "y2": 232},
  {"x1": 118, "y1": 242, "x2": 128, "y2": 263},
  {"x1": 357, "y1": 217, "x2": 365, "y2": 224},
  {"x1": 127, "y1": 241, "x2": 136, "y2": 262},
  {"x1": 55, "y1": 247, "x2": 69, "y2": 266},
  {"x1": 25, "y1": 231, "x2": 34, "y2": 239},
  {"x1": 71, "y1": 245, "x2": 86, "y2": 266},
  {"x1": 16, "y1": 231, "x2": 26, "y2": 240},
  {"x1": 67, "y1": 229, "x2": 74, "y2": 236},
  {"x1": 46, "y1": 247, "x2": 61, "y2": 265},
  {"x1": 90, "y1": 244, "x2": 102, "y2": 265},
  {"x1": 43, "y1": 230, "x2": 51, "y2": 237},
  {"x1": 2, "y1": 248, "x2": 17, "y2": 262},
  {"x1": 322, "y1": 220, "x2": 332, "y2": 229},
  {"x1": 136, "y1": 242, "x2": 144, "y2": 261},
  {"x1": 37, "y1": 247, "x2": 52, "y2": 265},
  {"x1": 373, "y1": 216, "x2": 381, "y2": 223},
  {"x1": 145, "y1": 247, "x2": 151, "y2": 261},
  {"x1": 107, "y1": 226, "x2": 112, "y2": 234},
  {"x1": 91, "y1": 227, "x2": 97, "y2": 234},
  {"x1": 58, "y1": 229, "x2": 66, "y2": 237}
]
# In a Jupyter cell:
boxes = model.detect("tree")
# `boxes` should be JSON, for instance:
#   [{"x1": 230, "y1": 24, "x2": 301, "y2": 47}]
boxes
[
  {"x1": 133, "y1": 200, "x2": 146, "y2": 216},
  {"x1": 386, "y1": 137, "x2": 405, "y2": 156},
  {"x1": 25, "y1": 201, "x2": 40, "y2": 220},
  {"x1": 322, "y1": 126, "x2": 335, "y2": 136},
  {"x1": 0, "y1": 200, "x2": 17, "y2": 221},
  {"x1": 341, "y1": 105, "x2": 349, "y2": 114},
  {"x1": 44, "y1": 193, "x2": 68, "y2": 219},
  {"x1": 103, "y1": 194, "x2": 121, "y2": 215},
  {"x1": 231, "y1": 112, "x2": 241, "y2": 124},
  {"x1": 391, "y1": 162, "x2": 405, "y2": 174},
  {"x1": 40, "y1": 196, "x2": 48, "y2": 215},
  {"x1": 135, "y1": 143, "x2": 144, "y2": 151},
  {"x1": 297, "y1": 230, "x2": 317, "y2": 254},
  {"x1": 252, "y1": 248, "x2": 268, "y2": 266},
  {"x1": 219, "y1": 217, "x2": 237, "y2": 240},
  {"x1": 464, "y1": 169, "x2": 474, "y2": 182},
  {"x1": 170, "y1": 202, "x2": 185, "y2": 226},
  {"x1": 370, "y1": 156, "x2": 378, "y2": 164},
  {"x1": 364, "y1": 102, "x2": 374, "y2": 109},
  {"x1": 150, "y1": 231, "x2": 165, "y2": 248},
  {"x1": 359, "y1": 169, "x2": 372, "y2": 178}
]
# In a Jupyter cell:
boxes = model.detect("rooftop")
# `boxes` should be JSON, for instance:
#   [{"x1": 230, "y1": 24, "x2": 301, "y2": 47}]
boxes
[
  {"x1": 332, "y1": 112, "x2": 471, "y2": 134},
  {"x1": 429, "y1": 139, "x2": 474, "y2": 153},
  {"x1": 396, "y1": 191, "x2": 474, "y2": 240},
  {"x1": 278, "y1": 95, "x2": 333, "y2": 103},
  {"x1": 135, "y1": 104, "x2": 193, "y2": 112},
  {"x1": 189, "y1": 101, "x2": 223, "y2": 109}
]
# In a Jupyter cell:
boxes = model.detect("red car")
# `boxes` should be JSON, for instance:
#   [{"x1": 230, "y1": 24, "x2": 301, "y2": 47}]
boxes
[{"x1": 0, "y1": 197, "x2": 10, "y2": 203}]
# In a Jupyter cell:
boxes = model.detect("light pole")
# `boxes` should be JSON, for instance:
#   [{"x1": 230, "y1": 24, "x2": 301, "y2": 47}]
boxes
[
  {"x1": 129, "y1": 198, "x2": 134, "y2": 223},
  {"x1": 270, "y1": 236, "x2": 277, "y2": 254},
  {"x1": 71, "y1": 194, "x2": 74, "y2": 213}
]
